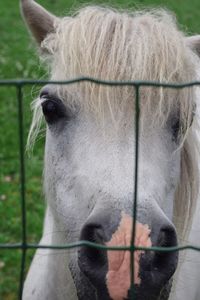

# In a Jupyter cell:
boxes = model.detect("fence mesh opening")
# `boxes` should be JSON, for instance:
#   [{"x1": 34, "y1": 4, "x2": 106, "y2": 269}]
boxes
[{"x1": 1, "y1": 78, "x2": 200, "y2": 300}]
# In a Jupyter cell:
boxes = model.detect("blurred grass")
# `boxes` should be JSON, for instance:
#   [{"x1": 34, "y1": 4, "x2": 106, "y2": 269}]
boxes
[{"x1": 0, "y1": 0, "x2": 200, "y2": 299}]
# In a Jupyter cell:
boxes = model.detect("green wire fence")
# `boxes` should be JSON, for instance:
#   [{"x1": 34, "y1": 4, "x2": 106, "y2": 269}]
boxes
[{"x1": 1, "y1": 78, "x2": 200, "y2": 300}]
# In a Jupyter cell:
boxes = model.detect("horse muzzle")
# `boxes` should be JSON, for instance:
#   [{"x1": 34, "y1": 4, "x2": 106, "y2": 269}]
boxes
[{"x1": 78, "y1": 210, "x2": 178, "y2": 300}]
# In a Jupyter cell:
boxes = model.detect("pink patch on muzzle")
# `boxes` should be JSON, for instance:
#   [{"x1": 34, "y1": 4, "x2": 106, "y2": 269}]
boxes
[{"x1": 105, "y1": 213, "x2": 152, "y2": 300}]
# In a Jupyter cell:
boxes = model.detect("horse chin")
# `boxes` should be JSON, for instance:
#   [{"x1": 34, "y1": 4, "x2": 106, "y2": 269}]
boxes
[
  {"x1": 72, "y1": 277, "x2": 172, "y2": 300},
  {"x1": 131, "y1": 278, "x2": 173, "y2": 300},
  {"x1": 70, "y1": 258, "x2": 173, "y2": 300}
]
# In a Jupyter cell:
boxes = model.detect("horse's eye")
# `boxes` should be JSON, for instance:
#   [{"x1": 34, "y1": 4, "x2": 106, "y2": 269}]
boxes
[
  {"x1": 171, "y1": 111, "x2": 194, "y2": 141},
  {"x1": 41, "y1": 97, "x2": 67, "y2": 124},
  {"x1": 171, "y1": 119, "x2": 180, "y2": 141}
]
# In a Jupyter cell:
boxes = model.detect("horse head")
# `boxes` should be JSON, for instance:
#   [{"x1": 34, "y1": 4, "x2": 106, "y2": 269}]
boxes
[{"x1": 21, "y1": 1, "x2": 200, "y2": 299}]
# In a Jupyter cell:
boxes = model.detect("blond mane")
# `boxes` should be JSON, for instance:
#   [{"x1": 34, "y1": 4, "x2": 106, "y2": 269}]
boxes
[{"x1": 28, "y1": 6, "x2": 200, "y2": 239}]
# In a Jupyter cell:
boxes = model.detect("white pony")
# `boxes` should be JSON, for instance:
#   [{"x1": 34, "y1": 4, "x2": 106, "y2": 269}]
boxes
[{"x1": 21, "y1": 1, "x2": 200, "y2": 299}]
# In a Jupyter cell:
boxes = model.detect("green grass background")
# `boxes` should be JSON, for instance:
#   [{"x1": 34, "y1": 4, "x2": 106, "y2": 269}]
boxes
[{"x1": 0, "y1": 0, "x2": 200, "y2": 299}]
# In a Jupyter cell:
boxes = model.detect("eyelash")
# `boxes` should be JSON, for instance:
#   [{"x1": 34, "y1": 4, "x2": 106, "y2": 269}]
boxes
[{"x1": 41, "y1": 96, "x2": 67, "y2": 124}]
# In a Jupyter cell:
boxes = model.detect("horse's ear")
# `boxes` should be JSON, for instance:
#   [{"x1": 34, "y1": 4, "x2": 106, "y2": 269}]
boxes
[
  {"x1": 20, "y1": 0, "x2": 58, "y2": 45},
  {"x1": 186, "y1": 35, "x2": 200, "y2": 57}
]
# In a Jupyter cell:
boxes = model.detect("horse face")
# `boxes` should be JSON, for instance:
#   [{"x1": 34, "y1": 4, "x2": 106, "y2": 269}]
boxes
[
  {"x1": 41, "y1": 84, "x2": 179, "y2": 299},
  {"x1": 21, "y1": 1, "x2": 200, "y2": 299}
]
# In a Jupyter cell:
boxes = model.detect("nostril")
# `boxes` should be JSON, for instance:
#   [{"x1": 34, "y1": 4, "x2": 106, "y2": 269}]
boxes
[
  {"x1": 153, "y1": 225, "x2": 178, "y2": 272},
  {"x1": 157, "y1": 226, "x2": 177, "y2": 248},
  {"x1": 79, "y1": 223, "x2": 106, "y2": 268},
  {"x1": 81, "y1": 223, "x2": 104, "y2": 244}
]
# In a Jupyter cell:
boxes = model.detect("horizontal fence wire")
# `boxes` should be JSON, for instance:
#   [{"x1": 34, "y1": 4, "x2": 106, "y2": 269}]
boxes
[
  {"x1": 1, "y1": 242, "x2": 200, "y2": 252},
  {"x1": 1, "y1": 77, "x2": 200, "y2": 87},
  {"x1": 1, "y1": 77, "x2": 200, "y2": 300}
]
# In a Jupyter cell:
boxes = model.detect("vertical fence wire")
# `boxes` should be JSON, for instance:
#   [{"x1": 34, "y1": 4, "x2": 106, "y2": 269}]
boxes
[
  {"x1": 130, "y1": 84, "x2": 140, "y2": 299},
  {"x1": 16, "y1": 85, "x2": 27, "y2": 300}
]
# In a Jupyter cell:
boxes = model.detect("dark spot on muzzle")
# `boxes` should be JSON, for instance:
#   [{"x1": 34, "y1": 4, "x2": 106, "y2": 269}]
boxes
[
  {"x1": 128, "y1": 225, "x2": 178, "y2": 300},
  {"x1": 78, "y1": 210, "x2": 120, "y2": 300}
]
